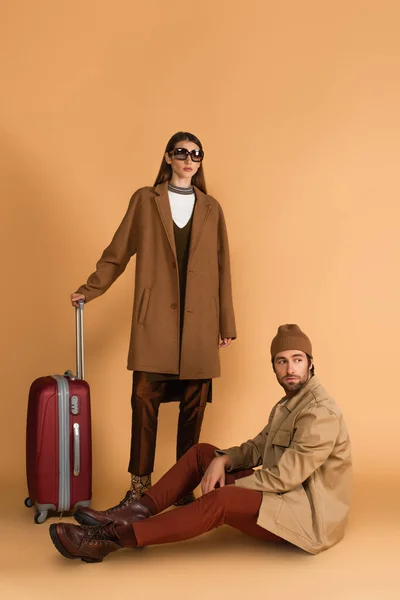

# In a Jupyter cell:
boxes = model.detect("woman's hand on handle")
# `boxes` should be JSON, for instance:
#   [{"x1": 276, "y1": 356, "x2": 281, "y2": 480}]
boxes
[{"x1": 71, "y1": 293, "x2": 86, "y2": 308}]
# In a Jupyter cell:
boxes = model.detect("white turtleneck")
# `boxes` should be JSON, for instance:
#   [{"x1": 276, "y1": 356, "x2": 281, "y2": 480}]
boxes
[{"x1": 168, "y1": 189, "x2": 196, "y2": 228}]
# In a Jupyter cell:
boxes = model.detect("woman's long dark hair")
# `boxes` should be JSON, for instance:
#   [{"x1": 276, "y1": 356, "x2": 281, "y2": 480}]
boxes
[{"x1": 154, "y1": 131, "x2": 207, "y2": 194}]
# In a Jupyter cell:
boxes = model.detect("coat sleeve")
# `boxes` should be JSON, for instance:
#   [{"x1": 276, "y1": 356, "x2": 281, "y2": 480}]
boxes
[
  {"x1": 215, "y1": 425, "x2": 269, "y2": 470},
  {"x1": 76, "y1": 191, "x2": 141, "y2": 302},
  {"x1": 217, "y1": 203, "x2": 237, "y2": 339},
  {"x1": 234, "y1": 406, "x2": 340, "y2": 493}
]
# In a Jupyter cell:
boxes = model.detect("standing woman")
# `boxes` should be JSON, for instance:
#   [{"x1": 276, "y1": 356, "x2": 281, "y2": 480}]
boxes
[{"x1": 71, "y1": 132, "x2": 236, "y2": 507}]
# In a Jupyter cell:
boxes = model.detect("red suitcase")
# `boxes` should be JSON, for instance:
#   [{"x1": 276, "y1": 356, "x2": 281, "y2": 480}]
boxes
[{"x1": 25, "y1": 302, "x2": 92, "y2": 523}]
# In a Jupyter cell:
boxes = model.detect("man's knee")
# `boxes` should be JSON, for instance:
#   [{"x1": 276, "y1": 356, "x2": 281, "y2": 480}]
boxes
[
  {"x1": 196, "y1": 442, "x2": 217, "y2": 452},
  {"x1": 187, "y1": 442, "x2": 219, "y2": 468}
]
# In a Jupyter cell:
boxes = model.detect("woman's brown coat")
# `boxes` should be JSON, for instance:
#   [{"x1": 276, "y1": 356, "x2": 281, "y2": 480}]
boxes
[{"x1": 77, "y1": 182, "x2": 236, "y2": 379}]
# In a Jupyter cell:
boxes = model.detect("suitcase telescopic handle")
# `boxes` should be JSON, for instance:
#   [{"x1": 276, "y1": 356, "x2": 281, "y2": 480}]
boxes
[{"x1": 75, "y1": 300, "x2": 85, "y2": 380}]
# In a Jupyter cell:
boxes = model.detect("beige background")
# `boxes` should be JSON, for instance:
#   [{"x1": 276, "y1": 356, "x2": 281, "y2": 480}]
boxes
[{"x1": 1, "y1": 1, "x2": 399, "y2": 598}]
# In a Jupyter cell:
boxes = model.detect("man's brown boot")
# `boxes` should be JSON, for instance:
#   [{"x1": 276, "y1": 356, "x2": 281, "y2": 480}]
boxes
[
  {"x1": 74, "y1": 490, "x2": 151, "y2": 527},
  {"x1": 49, "y1": 522, "x2": 123, "y2": 563}
]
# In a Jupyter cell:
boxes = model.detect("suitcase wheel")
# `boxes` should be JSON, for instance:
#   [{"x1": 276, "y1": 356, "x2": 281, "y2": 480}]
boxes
[
  {"x1": 34, "y1": 510, "x2": 48, "y2": 524},
  {"x1": 24, "y1": 497, "x2": 33, "y2": 508}
]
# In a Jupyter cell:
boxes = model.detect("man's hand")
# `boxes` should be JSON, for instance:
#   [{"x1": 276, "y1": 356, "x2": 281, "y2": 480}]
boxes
[{"x1": 201, "y1": 455, "x2": 232, "y2": 495}]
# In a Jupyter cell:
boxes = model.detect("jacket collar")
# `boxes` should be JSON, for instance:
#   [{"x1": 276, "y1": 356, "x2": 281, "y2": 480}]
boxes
[
  {"x1": 280, "y1": 376, "x2": 323, "y2": 413},
  {"x1": 154, "y1": 182, "x2": 211, "y2": 260}
]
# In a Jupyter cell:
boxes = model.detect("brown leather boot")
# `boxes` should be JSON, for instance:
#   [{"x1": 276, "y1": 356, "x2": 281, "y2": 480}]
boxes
[
  {"x1": 74, "y1": 490, "x2": 151, "y2": 527},
  {"x1": 49, "y1": 522, "x2": 122, "y2": 563}
]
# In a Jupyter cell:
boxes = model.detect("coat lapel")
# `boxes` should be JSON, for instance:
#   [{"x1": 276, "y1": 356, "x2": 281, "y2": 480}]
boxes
[
  {"x1": 155, "y1": 182, "x2": 211, "y2": 261},
  {"x1": 188, "y1": 186, "x2": 211, "y2": 258},
  {"x1": 154, "y1": 182, "x2": 177, "y2": 260}
]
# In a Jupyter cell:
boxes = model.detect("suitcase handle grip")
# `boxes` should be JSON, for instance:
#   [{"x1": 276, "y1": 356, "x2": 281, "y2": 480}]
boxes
[
  {"x1": 73, "y1": 423, "x2": 80, "y2": 476},
  {"x1": 75, "y1": 301, "x2": 85, "y2": 380}
]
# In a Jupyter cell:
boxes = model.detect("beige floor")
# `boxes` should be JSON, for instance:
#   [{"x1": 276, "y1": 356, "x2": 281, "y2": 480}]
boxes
[{"x1": 0, "y1": 477, "x2": 398, "y2": 600}]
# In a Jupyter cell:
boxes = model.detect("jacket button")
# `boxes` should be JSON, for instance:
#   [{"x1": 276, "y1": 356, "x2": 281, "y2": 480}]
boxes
[{"x1": 171, "y1": 303, "x2": 177, "y2": 309}]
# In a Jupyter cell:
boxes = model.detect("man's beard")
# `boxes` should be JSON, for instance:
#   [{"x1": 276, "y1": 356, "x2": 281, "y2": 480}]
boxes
[{"x1": 280, "y1": 374, "x2": 309, "y2": 394}]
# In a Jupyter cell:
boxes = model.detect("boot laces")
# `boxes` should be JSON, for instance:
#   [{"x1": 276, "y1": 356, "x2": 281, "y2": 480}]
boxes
[
  {"x1": 86, "y1": 525, "x2": 116, "y2": 545},
  {"x1": 107, "y1": 490, "x2": 133, "y2": 512}
]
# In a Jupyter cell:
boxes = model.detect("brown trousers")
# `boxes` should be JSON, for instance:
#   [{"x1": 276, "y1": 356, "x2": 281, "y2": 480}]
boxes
[
  {"x1": 128, "y1": 372, "x2": 210, "y2": 475},
  {"x1": 133, "y1": 443, "x2": 283, "y2": 547}
]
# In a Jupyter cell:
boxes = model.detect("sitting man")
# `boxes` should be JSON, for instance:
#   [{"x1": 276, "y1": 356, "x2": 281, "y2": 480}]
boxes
[{"x1": 49, "y1": 324, "x2": 352, "y2": 562}]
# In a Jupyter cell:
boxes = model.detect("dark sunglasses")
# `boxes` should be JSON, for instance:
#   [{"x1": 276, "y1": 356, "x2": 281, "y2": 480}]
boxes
[{"x1": 169, "y1": 148, "x2": 204, "y2": 162}]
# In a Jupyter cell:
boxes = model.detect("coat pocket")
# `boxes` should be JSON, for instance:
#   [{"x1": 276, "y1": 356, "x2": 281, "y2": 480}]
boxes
[
  {"x1": 272, "y1": 430, "x2": 291, "y2": 447},
  {"x1": 137, "y1": 288, "x2": 152, "y2": 325},
  {"x1": 275, "y1": 485, "x2": 313, "y2": 542}
]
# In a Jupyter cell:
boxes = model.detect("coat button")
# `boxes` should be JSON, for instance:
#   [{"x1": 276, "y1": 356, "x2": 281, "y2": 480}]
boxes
[
  {"x1": 171, "y1": 303, "x2": 177, "y2": 309},
  {"x1": 172, "y1": 262, "x2": 176, "y2": 269}
]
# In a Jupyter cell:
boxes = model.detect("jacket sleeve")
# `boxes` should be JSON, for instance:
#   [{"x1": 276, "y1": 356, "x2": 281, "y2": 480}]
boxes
[
  {"x1": 76, "y1": 191, "x2": 141, "y2": 302},
  {"x1": 217, "y1": 202, "x2": 237, "y2": 339},
  {"x1": 234, "y1": 406, "x2": 340, "y2": 493},
  {"x1": 215, "y1": 425, "x2": 269, "y2": 470}
]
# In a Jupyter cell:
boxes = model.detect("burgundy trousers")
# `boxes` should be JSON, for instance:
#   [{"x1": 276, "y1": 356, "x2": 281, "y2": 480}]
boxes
[
  {"x1": 128, "y1": 372, "x2": 210, "y2": 475},
  {"x1": 132, "y1": 443, "x2": 282, "y2": 547}
]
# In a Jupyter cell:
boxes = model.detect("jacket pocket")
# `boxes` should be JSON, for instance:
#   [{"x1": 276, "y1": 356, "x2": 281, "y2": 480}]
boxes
[
  {"x1": 275, "y1": 485, "x2": 313, "y2": 542},
  {"x1": 272, "y1": 430, "x2": 291, "y2": 447},
  {"x1": 137, "y1": 288, "x2": 152, "y2": 325}
]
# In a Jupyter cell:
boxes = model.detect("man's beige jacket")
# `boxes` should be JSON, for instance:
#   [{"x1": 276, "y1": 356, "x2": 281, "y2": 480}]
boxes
[{"x1": 218, "y1": 377, "x2": 352, "y2": 554}]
